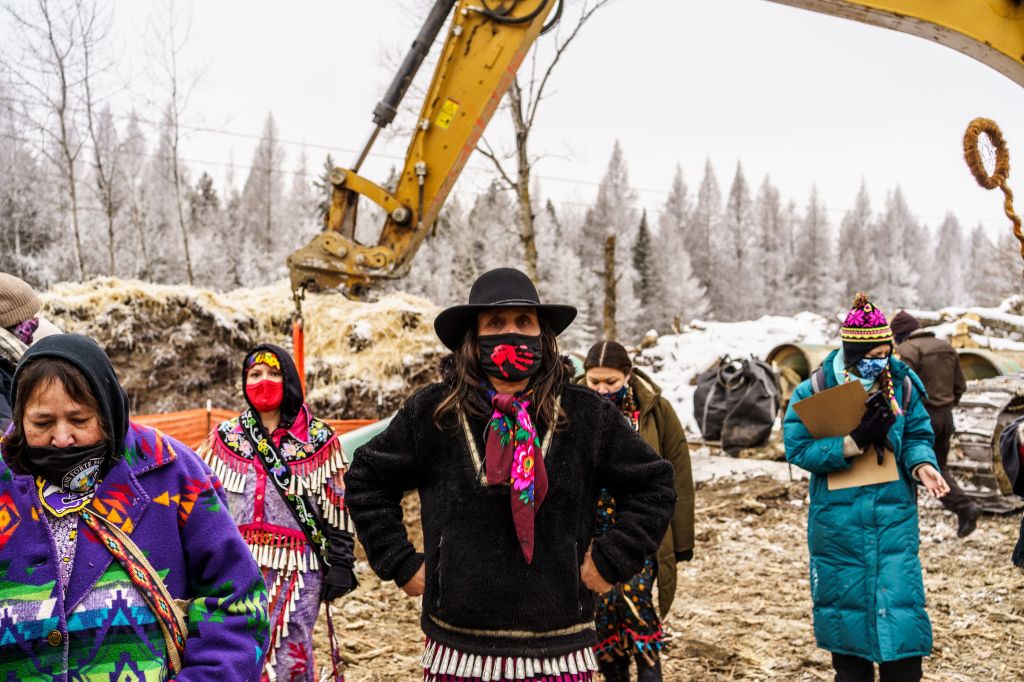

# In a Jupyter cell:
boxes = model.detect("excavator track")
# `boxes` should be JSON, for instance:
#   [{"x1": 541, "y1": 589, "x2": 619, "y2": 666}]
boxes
[{"x1": 950, "y1": 374, "x2": 1024, "y2": 513}]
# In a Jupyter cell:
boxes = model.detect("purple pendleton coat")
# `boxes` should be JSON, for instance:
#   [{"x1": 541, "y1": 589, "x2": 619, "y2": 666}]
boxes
[{"x1": 0, "y1": 422, "x2": 270, "y2": 681}]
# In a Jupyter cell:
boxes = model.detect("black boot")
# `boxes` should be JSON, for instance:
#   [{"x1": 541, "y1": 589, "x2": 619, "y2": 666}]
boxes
[
  {"x1": 957, "y1": 503, "x2": 981, "y2": 538},
  {"x1": 597, "y1": 656, "x2": 630, "y2": 682},
  {"x1": 635, "y1": 654, "x2": 662, "y2": 682}
]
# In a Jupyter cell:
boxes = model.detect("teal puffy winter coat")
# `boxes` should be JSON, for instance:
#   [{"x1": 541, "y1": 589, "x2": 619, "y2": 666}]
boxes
[{"x1": 783, "y1": 350, "x2": 938, "y2": 663}]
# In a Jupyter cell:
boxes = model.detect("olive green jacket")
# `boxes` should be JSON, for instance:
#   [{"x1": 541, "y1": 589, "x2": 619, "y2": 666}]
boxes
[{"x1": 577, "y1": 368, "x2": 695, "y2": 617}]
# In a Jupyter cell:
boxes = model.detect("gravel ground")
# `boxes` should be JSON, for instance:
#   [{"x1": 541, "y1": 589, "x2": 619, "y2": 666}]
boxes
[{"x1": 315, "y1": 477, "x2": 1024, "y2": 681}]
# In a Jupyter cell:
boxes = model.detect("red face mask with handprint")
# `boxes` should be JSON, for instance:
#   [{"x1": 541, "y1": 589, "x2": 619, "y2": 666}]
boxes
[{"x1": 478, "y1": 333, "x2": 543, "y2": 382}]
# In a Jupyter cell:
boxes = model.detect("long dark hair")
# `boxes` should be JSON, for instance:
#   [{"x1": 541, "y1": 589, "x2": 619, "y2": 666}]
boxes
[
  {"x1": 433, "y1": 317, "x2": 573, "y2": 430},
  {"x1": 3, "y1": 357, "x2": 109, "y2": 474}
]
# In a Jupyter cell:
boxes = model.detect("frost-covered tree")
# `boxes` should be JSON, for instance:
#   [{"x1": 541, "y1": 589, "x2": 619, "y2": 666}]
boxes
[
  {"x1": 0, "y1": 85, "x2": 56, "y2": 285},
  {"x1": 752, "y1": 176, "x2": 787, "y2": 316},
  {"x1": 582, "y1": 142, "x2": 640, "y2": 338},
  {"x1": 714, "y1": 162, "x2": 756, "y2": 319},
  {"x1": 631, "y1": 209, "x2": 658, "y2": 312},
  {"x1": 791, "y1": 186, "x2": 841, "y2": 314},
  {"x1": 871, "y1": 187, "x2": 920, "y2": 310},
  {"x1": 919, "y1": 213, "x2": 967, "y2": 309},
  {"x1": 239, "y1": 112, "x2": 287, "y2": 284},
  {"x1": 690, "y1": 159, "x2": 721, "y2": 317},
  {"x1": 469, "y1": 181, "x2": 522, "y2": 274},
  {"x1": 836, "y1": 181, "x2": 874, "y2": 300},
  {"x1": 536, "y1": 199, "x2": 592, "y2": 347}
]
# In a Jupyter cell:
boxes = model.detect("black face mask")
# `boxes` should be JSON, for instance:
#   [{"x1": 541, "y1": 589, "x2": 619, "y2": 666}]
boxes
[
  {"x1": 478, "y1": 333, "x2": 543, "y2": 382},
  {"x1": 23, "y1": 442, "x2": 108, "y2": 491}
]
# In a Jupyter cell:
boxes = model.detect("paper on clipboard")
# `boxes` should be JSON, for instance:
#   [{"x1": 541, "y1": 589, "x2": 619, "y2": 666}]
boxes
[{"x1": 791, "y1": 379, "x2": 899, "y2": 491}]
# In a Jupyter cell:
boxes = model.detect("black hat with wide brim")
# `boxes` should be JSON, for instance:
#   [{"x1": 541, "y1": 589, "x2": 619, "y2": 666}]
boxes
[{"x1": 433, "y1": 268, "x2": 577, "y2": 351}]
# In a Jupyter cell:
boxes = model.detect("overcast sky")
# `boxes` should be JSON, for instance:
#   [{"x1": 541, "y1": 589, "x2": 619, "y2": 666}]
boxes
[{"x1": 79, "y1": 0, "x2": 1024, "y2": 236}]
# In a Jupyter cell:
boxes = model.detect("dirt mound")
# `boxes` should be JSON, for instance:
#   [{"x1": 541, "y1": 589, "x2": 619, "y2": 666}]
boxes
[{"x1": 41, "y1": 278, "x2": 443, "y2": 418}]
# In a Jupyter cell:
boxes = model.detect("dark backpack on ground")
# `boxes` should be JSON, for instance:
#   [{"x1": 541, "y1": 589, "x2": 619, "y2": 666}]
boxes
[{"x1": 694, "y1": 355, "x2": 780, "y2": 455}]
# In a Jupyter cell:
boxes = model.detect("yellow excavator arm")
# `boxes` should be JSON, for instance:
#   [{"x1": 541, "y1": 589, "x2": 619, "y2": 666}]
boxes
[
  {"x1": 288, "y1": 0, "x2": 556, "y2": 298},
  {"x1": 287, "y1": 0, "x2": 1024, "y2": 298},
  {"x1": 775, "y1": 1, "x2": 1024, "y2": 86}
]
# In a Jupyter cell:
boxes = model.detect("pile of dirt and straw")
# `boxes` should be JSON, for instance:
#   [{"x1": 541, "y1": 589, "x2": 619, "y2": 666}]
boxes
[{"x1": 40, "y1": 278, "x2": 443, "y2": 418}]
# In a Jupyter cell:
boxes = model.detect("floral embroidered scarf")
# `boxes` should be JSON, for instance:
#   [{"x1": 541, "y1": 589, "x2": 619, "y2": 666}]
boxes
[{"x1": 484, "y1": 390, "x2": 549, "y2": 564}]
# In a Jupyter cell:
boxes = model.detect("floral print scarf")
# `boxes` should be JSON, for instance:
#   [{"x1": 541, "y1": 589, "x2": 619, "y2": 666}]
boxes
[{"x1": 484, "y1": 389, "x2": 549, "y2": 564}]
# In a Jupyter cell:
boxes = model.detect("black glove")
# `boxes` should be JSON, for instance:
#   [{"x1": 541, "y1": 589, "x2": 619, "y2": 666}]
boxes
[
  {"x1": 675, "y1": 550, "x2": 693, "y2": 563},
  {"x1": 850, "y1": 401, "x2": 895, "y2": 453},
  {"x1": 320, "y1": 527, "x2": 358, "y2": 602},
  {"x1": 321, "y1": 564, "x2": 357, "y2": 602}
]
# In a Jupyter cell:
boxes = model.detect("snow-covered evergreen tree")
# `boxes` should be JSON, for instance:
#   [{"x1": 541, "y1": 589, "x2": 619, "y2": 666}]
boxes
[
  {"x1": 919, "y1": 213, "x2": 967, "y2": 309},
  {"x1": 240, "y1": 112, "x2": 287, "y2": 284},
  {"x1": 791, "y1": 186, "x2": 841, "y2": 314},
  {"x1": 752, "y1": 176, "x2": 787, "y2": 317},
  {"x1": 581, "y1": 142, "x2": 641, "y2": 339},
  {"x1": 690, "y1": 159, "x2": 721, "y2": 317},
  {"x1": 836, "y1": 181, "x2": 874, "y2": 301},
  {"x1": 654, "y1": 165, "x2": 708, "y2": 328},
  {"x1": 714, "y1": 162, "x2": 756, "y2": 320},
  {"x1": 871, "y1": 187, "x2": 920, "y2": 311}
]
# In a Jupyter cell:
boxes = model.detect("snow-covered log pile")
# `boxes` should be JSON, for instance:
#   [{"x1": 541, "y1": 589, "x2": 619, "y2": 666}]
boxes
[{"x1": 41, "y1": 278, "x2": 443, "y2": 418}]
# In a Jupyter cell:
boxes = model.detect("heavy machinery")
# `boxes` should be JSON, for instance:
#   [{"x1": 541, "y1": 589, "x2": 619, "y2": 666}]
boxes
[
  {"x1": 285, "y1": 1, "x2": 1024, "y2": 499},
  {"x1": 286, "y1": 0, "x2": 1024, "y2": 299}
]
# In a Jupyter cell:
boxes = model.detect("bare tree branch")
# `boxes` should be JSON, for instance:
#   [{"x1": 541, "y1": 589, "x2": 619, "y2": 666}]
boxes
[
  {"x1": 475, "y1": 137, "x2": 518, "y2": 191},
  {"x1": 526, "y1": 0, "x2": 611, "y2": 131}
]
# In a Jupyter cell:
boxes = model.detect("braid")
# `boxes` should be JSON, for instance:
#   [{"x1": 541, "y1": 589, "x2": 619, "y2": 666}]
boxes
[{"x1": 882, "y1": 364, "x2": 903, "y2": 416}]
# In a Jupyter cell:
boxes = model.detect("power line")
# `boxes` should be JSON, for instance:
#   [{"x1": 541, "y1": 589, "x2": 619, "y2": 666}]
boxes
[{"x1": 0, "y1": 107, "x2": 1010, "y2": 226}]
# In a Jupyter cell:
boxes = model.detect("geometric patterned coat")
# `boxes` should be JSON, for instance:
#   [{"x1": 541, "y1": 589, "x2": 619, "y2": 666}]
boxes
[{"x1": 0, "y1": 422, "x2": 270, "y2": 681}]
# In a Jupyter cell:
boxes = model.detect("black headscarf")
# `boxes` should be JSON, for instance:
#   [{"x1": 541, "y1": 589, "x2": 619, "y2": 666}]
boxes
[
  {"x1": 10, "y1": 334, "x2": 130, "y2": 456},
  {"x1": 241, "y1": 343, "x2": 304, "y2": 429}
]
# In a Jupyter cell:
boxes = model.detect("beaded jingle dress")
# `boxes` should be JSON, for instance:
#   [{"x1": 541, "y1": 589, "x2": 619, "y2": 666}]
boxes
[{"x1": 197, "y1": 347, "x2": 351, "y2": 682}]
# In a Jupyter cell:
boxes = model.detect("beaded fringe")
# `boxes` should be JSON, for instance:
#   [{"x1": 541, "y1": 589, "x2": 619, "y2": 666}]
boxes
[
  {"x1": 242, "y1": 525, "x2": 320, "y2": 573},
  {"x1": 421, "y1": 639, "x2": 597, "y2": 681},
  {"x1": 286, "y1": 439, "x2": 345, "y2": 497},
  {"x1": 197, "y1": 437, "x2": 252, "y2": 493},
  {"x1": 265, "y1": 568, "x2": 306, "y2": 678},
  {"x1": 200, "y1": 436, "x2": 349, "y2": 533}
]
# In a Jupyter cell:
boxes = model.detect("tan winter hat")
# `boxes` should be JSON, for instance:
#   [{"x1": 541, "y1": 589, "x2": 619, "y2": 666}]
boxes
[{"x1": 0, "y1": 273, "x2": 41, "y2": 328}]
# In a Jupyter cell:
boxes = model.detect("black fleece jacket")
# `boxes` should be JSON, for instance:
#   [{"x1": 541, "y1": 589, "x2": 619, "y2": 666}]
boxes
[{"x1": 345, "y1": 381, "x2": 676, "y2": 658}]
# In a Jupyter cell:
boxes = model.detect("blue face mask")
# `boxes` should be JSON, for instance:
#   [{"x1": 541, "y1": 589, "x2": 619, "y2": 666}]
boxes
[
  {"x1": 602, "y1": 386, "x2": 628, "y2": 406},
  {"x1": 856, "y1": 357, "x2": 888, "y2": 381}
]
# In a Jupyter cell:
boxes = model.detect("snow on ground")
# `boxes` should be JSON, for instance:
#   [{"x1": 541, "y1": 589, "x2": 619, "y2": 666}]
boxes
[{"x1": 638, "y1": 312, "x2": 835, "y2": 436}]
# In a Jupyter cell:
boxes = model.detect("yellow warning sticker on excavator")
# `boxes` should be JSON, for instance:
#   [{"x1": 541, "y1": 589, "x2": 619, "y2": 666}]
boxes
[{"x1": 435, "y1": 99, "x2": 460, "y2": 129}]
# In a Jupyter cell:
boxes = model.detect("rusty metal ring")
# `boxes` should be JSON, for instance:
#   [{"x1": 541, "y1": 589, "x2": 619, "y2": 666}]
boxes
[{"x1": 964, "y1": 117, "x2": 1010, "y2": 190}]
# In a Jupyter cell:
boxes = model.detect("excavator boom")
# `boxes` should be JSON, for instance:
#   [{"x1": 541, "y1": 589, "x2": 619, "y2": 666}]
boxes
[{"x1": 773, "y1": 1, "x2": 1024, "y2": 87}]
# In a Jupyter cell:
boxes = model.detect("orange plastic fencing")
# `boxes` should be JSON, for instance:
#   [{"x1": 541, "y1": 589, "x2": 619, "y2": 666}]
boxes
[{"x1": 133, "y1": 408, "x2": 377, "y2": 450}]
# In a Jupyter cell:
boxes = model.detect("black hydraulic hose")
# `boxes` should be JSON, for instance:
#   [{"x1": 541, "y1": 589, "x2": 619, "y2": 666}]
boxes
[
  {"x1": 371, "y1": 0, "x2": 457, "y2": 129},
  {"x1": 539, "y1": 0, "x2": 563, "y2": 35},
  {"x1": 473, "y1": 0, "x2": 551, "y2": 25}
]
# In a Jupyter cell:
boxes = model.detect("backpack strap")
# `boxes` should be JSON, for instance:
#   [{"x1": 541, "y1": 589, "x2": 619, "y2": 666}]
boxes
[
  {"x1": 902, "y1": 375, "x2": 913, "y2": 413},
  {"x1": 810, "y1": 367, "x2": 826, "y2": 395}
]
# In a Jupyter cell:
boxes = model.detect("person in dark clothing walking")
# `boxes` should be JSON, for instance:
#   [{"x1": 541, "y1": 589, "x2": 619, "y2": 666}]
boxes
[
  {"x1": 345, "y1": 268, "x2": 677, "y2": 682},
  {"x1": 891, "y1": 310, "x2": 981, "y2": 537}
]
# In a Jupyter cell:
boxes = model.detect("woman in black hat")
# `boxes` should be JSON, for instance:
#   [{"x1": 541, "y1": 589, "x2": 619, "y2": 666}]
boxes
[{"x1": 345, "y1": 268, "x2": 677, "y2": 682}]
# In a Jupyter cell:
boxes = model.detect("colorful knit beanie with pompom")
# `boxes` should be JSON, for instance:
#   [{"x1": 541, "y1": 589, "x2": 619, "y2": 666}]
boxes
[{"x1": 840, "y1": 292, "x2": 894, "y2": 369}]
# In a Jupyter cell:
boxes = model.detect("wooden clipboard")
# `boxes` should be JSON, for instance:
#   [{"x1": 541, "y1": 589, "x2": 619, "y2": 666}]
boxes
[{"x1": 791, "y1": 380, "x2": 899, "y2": 491}]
